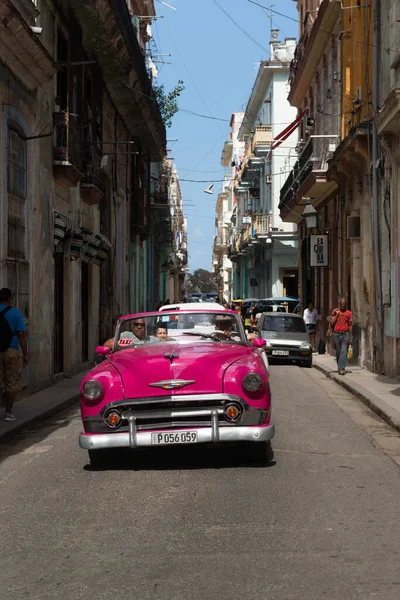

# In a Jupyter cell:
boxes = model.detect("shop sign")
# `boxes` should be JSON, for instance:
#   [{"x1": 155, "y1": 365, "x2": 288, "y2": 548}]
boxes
[{"x1": 310, "y1": 235, "x2": 328, "y2": 267}]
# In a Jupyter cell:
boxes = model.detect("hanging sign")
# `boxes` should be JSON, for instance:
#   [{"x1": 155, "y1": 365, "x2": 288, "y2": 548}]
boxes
[{"x1": 310, "y1": 235, "x2": 328, "y2": 267}]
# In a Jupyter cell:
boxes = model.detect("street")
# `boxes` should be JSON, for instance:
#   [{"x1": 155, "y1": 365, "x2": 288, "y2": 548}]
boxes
[{"x1": 1, "y1": 366, "x2": 400, "y2": 600}]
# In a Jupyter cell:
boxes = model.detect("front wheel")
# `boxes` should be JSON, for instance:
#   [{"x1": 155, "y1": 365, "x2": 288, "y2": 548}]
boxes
[
  {"x1": 302, "y1": 358, "x2": 312, "y2": 368},
  {"x1": 88, "y1": 449, "x2": 112, "y2": 468},
  {"x1": 245, "y1": 441, "x2": 274, "y2": 465}
]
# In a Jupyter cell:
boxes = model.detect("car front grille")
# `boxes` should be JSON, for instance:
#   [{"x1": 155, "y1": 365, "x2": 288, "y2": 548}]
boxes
[
  {"x1": 83, "y1": 394, "x2": 267, "y2": 433},
  {"x1": 120, "y1": 399, "x2": 228, "y2": 430}
]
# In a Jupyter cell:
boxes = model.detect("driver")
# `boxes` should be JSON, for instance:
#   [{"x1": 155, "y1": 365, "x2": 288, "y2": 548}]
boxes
[
  {"x1": 213, "y1": 315, "x2": 241, "y2": 341},
  {"x1": 104, "y1": 318, "x2": 159, "y2": 349}
]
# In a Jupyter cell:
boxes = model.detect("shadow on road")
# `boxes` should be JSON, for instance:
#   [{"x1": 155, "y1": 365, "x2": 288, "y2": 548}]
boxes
[
  {"x1": 83, "y1": 444, "x2": 276, "y2": 472},
  {"x1": 0, "y1": 410, "x2": 79, "y2": 466}
]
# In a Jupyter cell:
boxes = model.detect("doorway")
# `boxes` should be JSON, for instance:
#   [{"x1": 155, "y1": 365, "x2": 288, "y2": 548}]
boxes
[
  {"x1": 282, "y1": 268, "x2": 299, "y2": 298},
  {"x1": 54, "y1": 252, "x2": 64, "y2": 374},
  {"x1": 81, "y1": 262, "x2": 89, "y2": 363}
]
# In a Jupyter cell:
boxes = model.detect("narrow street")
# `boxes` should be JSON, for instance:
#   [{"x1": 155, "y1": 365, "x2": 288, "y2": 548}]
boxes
[{"x1": 2, "y1": 366, "x2": 400, "y2": 600}]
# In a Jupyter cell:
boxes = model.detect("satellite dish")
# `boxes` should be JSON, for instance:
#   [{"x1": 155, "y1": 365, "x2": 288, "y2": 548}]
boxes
[{"x1": 204, "y1": 184, "x2": 214, "y2": 195}]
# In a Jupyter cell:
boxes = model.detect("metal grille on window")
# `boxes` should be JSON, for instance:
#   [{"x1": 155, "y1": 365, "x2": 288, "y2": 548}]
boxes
[{"x1": 7, "y1": 129, "x2": 29, "y2": 322}]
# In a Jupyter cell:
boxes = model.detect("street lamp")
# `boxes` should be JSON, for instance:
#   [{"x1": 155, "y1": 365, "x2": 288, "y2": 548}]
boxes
[{"x1": 302, "y1": 198, "x2": 318, "y2": 230}]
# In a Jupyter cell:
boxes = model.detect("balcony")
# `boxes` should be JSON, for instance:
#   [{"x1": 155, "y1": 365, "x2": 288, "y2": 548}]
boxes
[
  {"x1": 253, "y1": 215, "x2": 272, "y2": 237},
  {"x1": 81, "y1": 144, "x2": 104, "y2": 204},
  {"x1": 68, "y1": 0, "x2": 166, "y2": 160},
  {"x1": 53, "y1": 112, "x2": 83, "y2": 187},
  {"x1": 0, "y1": 0, "x2": 55, "y2": 90},
  {"x1": 251, "y1": 126, "x2": 272, "y2": 156},
  {"x1": 279, "y1": 138, "x2": 338, "y2": 223},
  {"x1": 288, "y1": 0, "x2": 341, "y2": 107}
]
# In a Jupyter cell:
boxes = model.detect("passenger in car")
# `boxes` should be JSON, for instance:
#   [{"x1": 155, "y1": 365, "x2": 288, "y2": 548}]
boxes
[
  {"x1": 104, "y1": 318, "x2": 159, "y2": 349},
  {"x1": 213, "y1": 315, "x2": 241, "y2": 341}
]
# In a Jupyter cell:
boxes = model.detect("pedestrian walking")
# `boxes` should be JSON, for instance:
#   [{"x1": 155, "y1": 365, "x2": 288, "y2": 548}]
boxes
[
  {"x1": 303, "y1": 301, "x2": 318, "y2": 352},
  {"x1": 0, "y1": 288, "x2": 28, "y2": 421},
  {"x1": 330, "y1": 297, "x2": 353, "y2": 375}
]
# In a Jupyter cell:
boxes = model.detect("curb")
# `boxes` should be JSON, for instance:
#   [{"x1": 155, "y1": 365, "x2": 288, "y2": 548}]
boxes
[
  {"x1": 0, "y1": 393, "x2": 80, "y2": 444},
  {"x1": 313, "y1": 362, "x2": 400, "y2": 434}
]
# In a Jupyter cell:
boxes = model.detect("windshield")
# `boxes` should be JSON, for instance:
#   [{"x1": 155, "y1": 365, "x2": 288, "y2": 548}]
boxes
[
  {"x1": 261, "y1": 315, "x2": 306, "y2": 333},
  {"x1": 113, "y1": 311, "x2": 246, "y2": 350}
]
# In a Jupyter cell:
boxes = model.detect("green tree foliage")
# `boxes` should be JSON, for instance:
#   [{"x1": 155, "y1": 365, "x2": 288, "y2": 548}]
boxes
[
  {"x1": 153, "y1": 80, "x2": 185, "y2": 128},
  {"x1": 187, "y1": 269, "x2": 218, "y2": 294}
]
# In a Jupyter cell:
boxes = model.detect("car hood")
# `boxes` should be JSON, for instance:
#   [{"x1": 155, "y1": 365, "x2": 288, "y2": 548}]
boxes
[
  {"x1": 108, "y1": 342, "x2": 248, "y2": 398},
  {"x1": 260, "y1": 331, "x2": 309, "y2": 344}
]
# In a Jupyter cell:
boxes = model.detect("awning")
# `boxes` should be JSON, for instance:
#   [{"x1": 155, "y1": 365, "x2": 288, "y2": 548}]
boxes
[
  {"x1": 81, "y1": 228, "x2": 112, "y2": 265},
  {"x1": 53, "y1": 211, "x2": 112, "y2": 265},
  {"x1": 53, "y1": 212, "x2": 80, "y2": 247},
  {"x1": 266, "y1": 109, "x2": 307, "y2": 159}
]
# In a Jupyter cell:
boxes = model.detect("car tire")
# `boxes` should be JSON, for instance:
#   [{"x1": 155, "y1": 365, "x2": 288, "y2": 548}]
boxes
[
  {"x1": 88, "y1": 449, "x2": 111, "y2": 468},
  {"x1": 246, "y1": 441, "x2": 274, "y2": 465},
  {"x1": 302, "y1": 358, "x2": 312, "y2": 368}
]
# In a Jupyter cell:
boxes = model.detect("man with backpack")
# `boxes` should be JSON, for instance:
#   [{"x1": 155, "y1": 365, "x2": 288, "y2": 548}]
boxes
[{"x1": 0, "y1": 288, "x2": 28, "y2": 421}]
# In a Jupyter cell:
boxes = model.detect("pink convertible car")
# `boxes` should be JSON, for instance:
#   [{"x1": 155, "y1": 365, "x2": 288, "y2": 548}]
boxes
[{"x1": 79, "y1": 308, "x2": 274, "y2": 466}]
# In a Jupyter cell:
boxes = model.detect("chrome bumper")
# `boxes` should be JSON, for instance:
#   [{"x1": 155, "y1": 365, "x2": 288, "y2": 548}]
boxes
[{"x1": 79, "y1": 421, "x2": 275, "y2": 450}]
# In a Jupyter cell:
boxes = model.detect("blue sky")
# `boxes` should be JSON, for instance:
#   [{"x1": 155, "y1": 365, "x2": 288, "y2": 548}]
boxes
[{"x1": 152, "y1": 0, "x2": 298, "y2": 272}]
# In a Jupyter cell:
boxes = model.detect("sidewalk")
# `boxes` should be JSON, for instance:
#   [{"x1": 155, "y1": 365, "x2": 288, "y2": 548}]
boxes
[
  {"x1": 313, "y1": 354, "x2": 400, "y2": 432},
  {"x1": 0, "y1": 371, "x2": 85, "y2": 443}
]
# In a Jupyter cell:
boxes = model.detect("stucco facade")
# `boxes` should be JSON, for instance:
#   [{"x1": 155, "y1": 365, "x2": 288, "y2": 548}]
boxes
[
  {"x1": 230, "y1": 32, "x2": 299, "y2": 301},
  {"x1": 0, "y1": 0, "x2": 184, "y2": 394}
]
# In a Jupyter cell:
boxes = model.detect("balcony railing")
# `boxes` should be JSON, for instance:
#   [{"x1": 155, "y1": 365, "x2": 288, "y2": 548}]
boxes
[
  {"x1": 82, "y1": 144, "x2": 103, "y2": 189},
  {"x1": 280, "y1": 139, "x2": 313, "y2": 206},
  {"x1": 289, "y1": 11, "x2": 316, "y2": 87},
  {"x1": 242, "y1": 224, "x2": 252, "y2": 243},
  {"x1": 53, "y1": 112, "x2": 82, "y2": 171},
  {"x1": 253, "y1": 215, "x2": 272, "y2": 235},
  {"x1": 279, "y1": 137, "x2": 338, "y2": 209},
  {"x1": 251, "y1": 126, "x2": 272, "y2": 154}
]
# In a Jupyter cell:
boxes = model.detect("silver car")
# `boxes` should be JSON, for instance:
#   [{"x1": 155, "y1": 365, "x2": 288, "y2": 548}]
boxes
[{"x1": 256, "y1": 312, "x2": 313, "y2": 368}]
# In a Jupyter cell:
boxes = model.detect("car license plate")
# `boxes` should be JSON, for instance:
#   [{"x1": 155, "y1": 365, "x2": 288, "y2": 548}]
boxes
[
  {"x1": 272, "y1": 350, "x2": 289, "y2": 356},
  {"x1": 151, "y1": 431, "x2": 198, "y2": 445}
]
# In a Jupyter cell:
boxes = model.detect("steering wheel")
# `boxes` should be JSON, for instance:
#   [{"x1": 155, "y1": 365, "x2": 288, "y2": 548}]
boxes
[{"x1": 210, "y1": 330, "x2": 231, "y2": 340}]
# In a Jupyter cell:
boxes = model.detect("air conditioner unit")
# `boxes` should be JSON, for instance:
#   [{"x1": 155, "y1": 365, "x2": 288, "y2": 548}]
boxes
[{"x1": 347, "y1": 215, "x2": 360, "y2": 239}]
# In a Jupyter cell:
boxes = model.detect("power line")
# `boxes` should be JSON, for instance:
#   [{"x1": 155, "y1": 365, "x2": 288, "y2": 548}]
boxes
[
  {"x1": 180, "y1": 108, "x2": 230, "y2": 122},
  {"x1": 212, "y1": 0, "x2": 270, "y2": 55},
  {"x1": 247, "y1": 0, "x2": 399, "y2": 55}
]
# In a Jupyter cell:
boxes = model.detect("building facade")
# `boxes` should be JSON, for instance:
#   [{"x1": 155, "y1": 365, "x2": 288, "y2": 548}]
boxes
[
  {"x1": 0, "y1": 0, "x2": 185, "y2": 393},
  {"x1": 280, "y1": 0, "x2": 399, "y2": 375},
  {"x1": 230, "y1": 32, "x2": 299, "y2": 300},
  {"x1": 212, "y1": 113, "x2": 244, "y2": 304}
]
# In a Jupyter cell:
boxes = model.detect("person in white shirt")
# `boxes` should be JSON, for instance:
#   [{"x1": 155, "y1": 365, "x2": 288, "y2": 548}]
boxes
[{"x1": 303, "y1": 302, "x2": 318, "y2": 352}]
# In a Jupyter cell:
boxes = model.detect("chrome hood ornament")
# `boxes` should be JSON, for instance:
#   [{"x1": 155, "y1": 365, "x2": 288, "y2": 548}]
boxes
[{"x1": 149, "y1": 379, "x2": 196, "y2": 390}]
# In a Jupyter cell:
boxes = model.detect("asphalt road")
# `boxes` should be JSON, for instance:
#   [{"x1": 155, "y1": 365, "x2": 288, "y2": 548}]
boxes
[{"x1": 2, "y1": 365, "x2": 400, "y2": 600}]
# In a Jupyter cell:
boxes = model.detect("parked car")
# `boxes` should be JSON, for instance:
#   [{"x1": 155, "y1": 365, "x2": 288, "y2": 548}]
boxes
[
  {"x1": 160, "y1": 302, "x2": 226, "y2": 311},
  {"x1": 80, "y1": 309, "x2": 274, "y2": 466},
  {"x1": 256, "y1": 312, "x2": 312, "y2": 368}
]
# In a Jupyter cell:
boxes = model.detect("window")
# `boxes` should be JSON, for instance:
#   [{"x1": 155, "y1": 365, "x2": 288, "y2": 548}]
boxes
[
  {"x1": 7, "y1": 129, "x2": 26, "y2": 259},
  {"x1": 262, "y1": 316, "x2": 306, "y2": 333},
  {"x1": 7, "y1": 127, "x2": 29, "y2": 321}
]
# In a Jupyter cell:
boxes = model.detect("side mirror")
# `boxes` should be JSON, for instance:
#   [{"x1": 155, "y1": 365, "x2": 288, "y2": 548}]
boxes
[
  {"x1": 252, "y1": 338, "x2": 266, "y2": 348},
  {"x1": 96, "y1": 345, "x2": 112, "y2": 356}
]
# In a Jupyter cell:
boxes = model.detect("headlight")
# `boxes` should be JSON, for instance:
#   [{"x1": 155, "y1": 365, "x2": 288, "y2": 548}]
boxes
[
  {"x1": 243, "y1": 372, "x2": 263, "y2": 392},
  {"x1": 300, "y1": 342, "x2": 312, "y2": 349},
  {"x1": 83, "y1": 379, "x2": 103, "y2": 400},
  {"x1": 264, "y1": 339, "x2": 272, "y2": 347}
]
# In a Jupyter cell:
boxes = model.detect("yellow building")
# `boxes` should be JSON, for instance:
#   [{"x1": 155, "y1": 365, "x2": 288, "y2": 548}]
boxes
[{"x1": 280, "y1": 0, "x2": 383, "y2": 372}]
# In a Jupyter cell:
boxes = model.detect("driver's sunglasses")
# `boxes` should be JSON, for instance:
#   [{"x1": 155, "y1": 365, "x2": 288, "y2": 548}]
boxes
[{"x1": 133, "y1": 322, "x2": 145, "y2": 327}]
